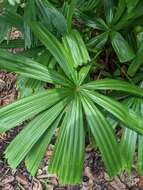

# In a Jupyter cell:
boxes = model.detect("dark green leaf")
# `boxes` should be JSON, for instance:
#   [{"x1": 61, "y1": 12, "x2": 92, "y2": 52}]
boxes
[
  {"x1": 126, "y1": 0, "x2": 139, "y2": 12},
  {"x1": 36, "y1": 0, "x2": 67, "y2": 35},
  {"x1": 111, "y1": 31, "x2": 135, "y2": 62},
  {"x1": 87, "y1": 32, "x2": 109, "y2": 49},
  {"x1": 103, "y1": 0, "x2": 114, "y2": 23},
  {"x1": 128, "y1": 42, "x2": 143, "y2": 77},
  {"x1": 75, "y1": 10, "x2": 108, "y2": 31}
]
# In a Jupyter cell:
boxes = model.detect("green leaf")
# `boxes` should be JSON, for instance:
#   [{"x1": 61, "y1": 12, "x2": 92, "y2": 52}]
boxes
[
  {"x1": 62, "y1": 30, "x2": 90, "y2": 68},
  {"x1": 111, "y1": 31, "x2": 135, "y2": 62},
  {"x1": 25, "y1": 113, "x2": 63, "y2": 176},
  {"x1": 78, "y1": 65, "x2": 91, "y2": 85},
  {"x1": 65, "y1": 0, "x2": 77, "y2": 32},
  {"x1": 137, "y1": 135, "x2": 143, "y2": 175},
  {"x1": 0, "y1": 9, "x2": 23, "y2": 28},
  {"x1": 5, "y1": 98, "x2": 68, "y2": 169},
  {"x1": 120, "y1": 99, "x2": 139, "y2": 172},
  {"x1": 36, "y1": 0, "x2": 67, "y2": 35},
  {"x1": 8, "y1": 0, "x2": 20, "y2": 6},
  {"x1": 75, "y1": 10, "x2": 108, "y2": 30},
  {"x1": 121, "y1": 128, "x2": 137, "y2": 172},
  {"x1": 102, "y1": 0, "x2": 114, "y2": 23},
  {"x1": 16, "y1": 76, "x2": 45, "y2": 98},
  {"x1": 17, "y1": 50, "x2": 56, "y2": 98},
  {"x1": 0, "y1": 39, "x2": 25, "y2": 49},
  {"x1": 0, "y1": 24, "x2": 9, "y2": 43},
  {"x1": 115, "y1": 1, "x2": 143, "y2": 30},
  {"x1": 87, "y1": 32, "x2": 109, "y2": 49},
  {"x1": 120, "y1": 97, "x2": 143, "y2": 174},
  {"x1": 81, "y1": 95, "x2": 124, "y2": 177},
  {"x1": 113, "y1": 0, "x2": 126, "y2": 24},
  {"x1": 82, "y1": 79, "x2": 143, "y2": 97},
  {"x1": 49, "y1": 96, "x2": 85, "y2": 184},
  {"x1": 77, "y1": 0, "x2": 100, "y2": 11},
  {"x1": 83, "y1": 90, "x2": 143, "y2": 134},
  {"x1": 23, "y1": 1, "x2": 37, "y2": 48},
  {"x1": 126, "y1": 0, "x2": 139, "y2": 12},
  {"x1": 128, "y1": 42, "x2": 143, "y2": 77},
  {"x1": 0, "y1": 88, "x2": 70, "y2": 133},
  {"x1": 0, "y1": 48, "x2": 71, "y2": 86},
  {"x1": 29, "y1": 22, "x2": 76, "y2": 81}
]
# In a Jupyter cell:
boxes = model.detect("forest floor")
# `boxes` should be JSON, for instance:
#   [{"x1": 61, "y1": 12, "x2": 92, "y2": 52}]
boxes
[{"x1": 0, "y1": 72, "x2": 143, "y2": 190}]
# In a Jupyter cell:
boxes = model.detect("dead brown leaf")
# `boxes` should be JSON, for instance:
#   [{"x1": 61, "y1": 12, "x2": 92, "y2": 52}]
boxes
[
  {"x1": 16, "y1": 173, "x2": 29, "y2": 189},
  {"x1": 37, "y1": 174, "x2": 57, "y2": 179},
  {"x1": 32, "y1": 179, "x2": 43, "y2": 190},
  {"x1": 50, "y1": 177, "x2": 58, "y2": 186},
  {"x1": 2, "y1": 183, "x2": 14, "y2": 190},
  {"x1": 82, "y1": 179, "x2": 93, "y2": 190},
  {"x1": 46, "y1": 185, "x2": 55, "y2": 190},
  {"x1": 0, "y1": 133, "x2": 7, "y2": 140},
  {"x1": 110, "y1": 177, "x2": 126, "y2": 190},
  {"x1": 0, "y1": 176, "x2": 14, "y2": 186},
  {"x1": 139, "y1": 176, "x2": 143, "y2": 187},
  {"x1": 84, "y1": 167, "x2": 94, "y2": 181}
]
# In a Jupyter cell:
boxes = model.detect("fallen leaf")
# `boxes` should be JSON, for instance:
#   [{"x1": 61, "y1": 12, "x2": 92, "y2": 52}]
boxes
[
  {"x1": 37, "y1": 174, "x2": 57, "y2": 179},
  {"x1": 67, "y1": 185, "x2": 81, "y2": 190},
  {"x1": 37, "y1": 169, "x2": 43, "y2": 176},
  {"x1": 32, "y1": 179, "x2": 43, "y2": 190},
  {"x1": 110, "y1": 177, "x2": 126, "y2": 190},
  {"x1": 84, "y1": 167, "x2": 94, "y2": 181},
  {"x1": 45, "y1": 185, "x2": 54, "y2": 190},
  {"x1": 2, "y1": 184, "x2": 14, "y2": 190},
  {"x1": 0, "y1": 176, "x2": 14, "y2": 186},
  {"x1": 139, "y1": 176, "x2": 143, "y2": 187},
  {"x1": 16, "y1": 173, "x2": 29, "y2": 189},
  {"x1": 82, "y1": 179, "x2": 93, "y2": 190},
  {"x1": 50, "y1": 177, "x2": 58, "y2": 186}
]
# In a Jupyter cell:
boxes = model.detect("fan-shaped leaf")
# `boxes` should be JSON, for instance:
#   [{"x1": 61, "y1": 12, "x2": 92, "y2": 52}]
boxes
[
  {"x1": 0, "y1": 88, "x2": 70, "y2": 133},
  {"x1": 0, "y1": 48, "x2": 71, "y2": 86},
  {"x1": 83, "y1": 90, "x2": 143, "y2": 134},
  {"x1": 5, "y1": 98, "x2": 69, "y2": 169},
  {"x1": 25, "y1": 113, "x2": 63, "y2": 176}
]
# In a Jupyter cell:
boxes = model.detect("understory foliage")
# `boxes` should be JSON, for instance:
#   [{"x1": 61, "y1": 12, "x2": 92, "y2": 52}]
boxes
[{"x1": 0, "y1": 0, "x2": 143, "y2": 184}]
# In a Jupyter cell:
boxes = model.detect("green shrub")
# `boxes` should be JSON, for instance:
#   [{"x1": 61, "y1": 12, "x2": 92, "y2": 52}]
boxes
[{"x1": 0, "y1": 0, "x2": 143, "y2": 184}]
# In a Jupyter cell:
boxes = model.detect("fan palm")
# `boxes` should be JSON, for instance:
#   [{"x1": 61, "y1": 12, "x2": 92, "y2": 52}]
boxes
[{"x1": 0, "y1": 22, "x2": 143, "y2": 184}]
